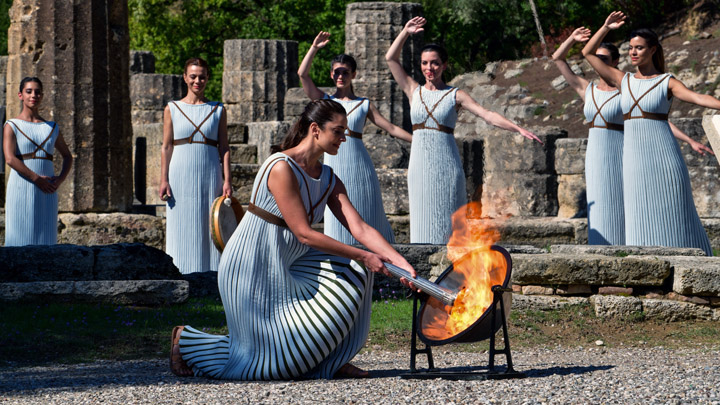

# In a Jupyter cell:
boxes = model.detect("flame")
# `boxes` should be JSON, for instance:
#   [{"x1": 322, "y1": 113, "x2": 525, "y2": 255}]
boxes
[{"x1": 420, "y1": 200, "x2": 508, "y2": 340}]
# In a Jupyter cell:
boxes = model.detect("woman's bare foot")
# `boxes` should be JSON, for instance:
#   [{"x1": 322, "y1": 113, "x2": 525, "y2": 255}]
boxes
[
  {"x1": 334, "y1": 363, "x2": 370, "y2": 379},
  {"x1": 170, "y1": 326, "x2": 193, "y2": 377}
]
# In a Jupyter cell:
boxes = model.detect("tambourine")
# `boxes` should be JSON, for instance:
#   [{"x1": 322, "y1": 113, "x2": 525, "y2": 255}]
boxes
[{"x1": 210, "y1": 196, "x2": 244, "y2": 252}]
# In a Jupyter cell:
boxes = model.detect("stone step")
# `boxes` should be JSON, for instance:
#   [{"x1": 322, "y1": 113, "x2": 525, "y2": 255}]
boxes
[{"x1": 230, "y1": 144, "x2": 257, "y2": 164}]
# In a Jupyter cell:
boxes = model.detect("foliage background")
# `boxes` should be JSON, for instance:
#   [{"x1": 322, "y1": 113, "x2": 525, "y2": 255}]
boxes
[{"x1": 0, "y1": 0, "x2": 702, "y2": 100}]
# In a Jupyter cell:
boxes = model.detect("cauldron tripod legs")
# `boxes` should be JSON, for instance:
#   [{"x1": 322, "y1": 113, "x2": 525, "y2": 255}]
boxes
[{"x1": 409, "y1": 292, "x2": 435, "y2": 373}]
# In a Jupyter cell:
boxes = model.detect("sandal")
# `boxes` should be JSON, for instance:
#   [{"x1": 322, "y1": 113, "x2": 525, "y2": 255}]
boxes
[
  {"x1": 334, "y1": 363, "x2": 370, "y2": 379},
  {"x1": 170, "y1": 326, "x2": 193, "y2": 377}
]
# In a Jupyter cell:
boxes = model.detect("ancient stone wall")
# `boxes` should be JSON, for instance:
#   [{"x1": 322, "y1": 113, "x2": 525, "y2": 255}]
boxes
[
  {"x1": 6, "y1": 0, "x2": 133, "y2": 212},
  {"x1": 0, "y1": 55, "x2": 7, "y2": 206}
]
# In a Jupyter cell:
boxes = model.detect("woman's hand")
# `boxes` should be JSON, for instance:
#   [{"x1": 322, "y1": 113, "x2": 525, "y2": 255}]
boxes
[
  {"x1": 571, "y1": 27, "x2": 591, "y2": 42},
  {"x1": 604, "y1": 11, "x2": 626, "y2": 30},
  {"x1": 690, "y1": 140, "x2": 715, "y2": 156},
  {"x1": 404, "y1": 16, "x2": 425, "y2": 35},
  {"x1": 518, "y1": 127, "x2": 543, "y2": 144},
  {"x1": 361, "y1": 251, "x2": 392, "y2": 277},
  {"x1": 34, "y1": 175, "x2": 57, "y2": 194},
  {"x1": 159, "y1": 181, "x2": 172, "y2": 201},
  {"x1": 312, "y1": 31, "x2": 330, "y2": 49},
  {"x1": 223, "y1": 181, "x2": 232, "y2": 198}
]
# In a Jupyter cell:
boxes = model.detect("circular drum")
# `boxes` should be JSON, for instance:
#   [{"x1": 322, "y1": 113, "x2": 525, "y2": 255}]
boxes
[{"x1": 210, "y1": 196, "x2": 244, "y2": 252}]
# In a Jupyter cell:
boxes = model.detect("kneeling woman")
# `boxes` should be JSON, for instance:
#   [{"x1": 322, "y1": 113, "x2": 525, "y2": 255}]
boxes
[{"x1": 171, "y1": 99, "x2": 416, "y2": 380}]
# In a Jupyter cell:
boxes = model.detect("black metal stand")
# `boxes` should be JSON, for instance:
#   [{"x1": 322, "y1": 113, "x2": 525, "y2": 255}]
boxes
[{"x1": 400, "y1": 287, "x2": 526, "y2": 380}]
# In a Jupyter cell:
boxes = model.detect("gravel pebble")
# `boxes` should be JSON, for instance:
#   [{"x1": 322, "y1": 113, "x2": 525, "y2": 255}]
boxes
[{"x1": 1, "y1": 347, "x2": 719, "y2": 404}]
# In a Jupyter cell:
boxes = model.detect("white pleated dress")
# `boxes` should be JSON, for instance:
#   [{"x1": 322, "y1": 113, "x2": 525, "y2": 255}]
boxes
[
  {"x1": 621, "y1": 73, "x2": 712, "y2": 255},
  {"x1": 322, "y1": 94, "x2": 395, "y2": 245},
  {"x1": 583, "y1": 83, "x2": 625, "y2": 245},
  {"x1": 178, "y1": 153, "x2": 373, "y2": 380},
  {"x1": 408, "y1": 86, "x2": 465, "y2": 244},
  {"x1": 166, "y1": 101, "x2": 224, "y2": 273},
  {"x1": 4, "y1": 119, "x2": 59, "y2": 246}
]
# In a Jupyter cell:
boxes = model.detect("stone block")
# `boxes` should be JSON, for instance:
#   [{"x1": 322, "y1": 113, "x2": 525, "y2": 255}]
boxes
[
  {"x1": 551, "y1": 75, "x2": 568, "y2": 90},
  {"x1": 512, "y1": 254, "x2": 672, "y2": 286},
  {"x1": 457, "y1": 137, "x2": 483, "y2": 202},
  {"x1": 665, "y1": 292, "x2": 710, "y2": 305},
  {"x1": 0, "y1": 280, "x2": 189, "y2": 306},
  {"x1": 376, "y1": 168, "x2": 408, "y2": 215},
  {"x1": 230, "y1": 144, "x2": 257, "y2": 164},
  {"x1": 58, "y1": 213, "x2": 165, "y2": 250},
  {"x1": 641, "y1": 298, "x2": 715, "y2": 321},
  {"x1": 227, "y1": 122, "x2": 248, "y2": 144},
  {"x1": 557, "y1": 174, "x2": 586, "y2": 219},
  {"x1": 282, "y1": 87, "x2": 334, "y2": 122},
  {"x1": 225, "y1": 102, "x2": 282, "y2": 124},
  {"x1": 512, "y1": 295, "x2": 588, "y2": 311},
  {"x1": 129, "y1": 50, "x2": 155, "y2": 74},
  {"x1": 549, "y1": 245, "x2": 707, "y2": 257},
  {"x1": 597, "y1": 286, "x2": 634, "y2": 295},
  {"x1": 554, "y1": 138, "x2": 587, "y2": 175},
  {"x1": 223, "y1": 39, "x2": 298, "y2": 74},
  {"x1": 521, "y1": 285, "x2": 554, "y2": 295},
  {"x1": 488, "y1": 217, "x2": 577, "y2": 247},
  {"x1": 91, "y1": 243, "x2": 180, "y2": 280},
  {"x1": 247, "y1": 121, "x2": 293, "y2": 163},
  {"x1": 231, "y1": 164, "x2": 260, "y2": 204},
  {"x1": 669, "y1": 256, "x2": 720, "y2": 296},
  {"x1": 364, "y1": 130, "x2": 410, "y2": 169},
  {"x1": 481, "y1": 173, "x2": 558, "y2": 217},
  {"x1": 482, "y1": 128, "x2": 564, "y2": 174},
  {"x1": 590, "y1": 294, "x2": 642, "y2": 318},
  {"x1": 556, "y1": 284, "x2": 593, "y2": 295},
  {"x1": 130, "y1": 73, "x2": 185, "y2": 112},
  {"x1": 701, "y1": 218, "x2": 720, "y2": 252},
  {"x1": 131, "y1": 109, "x2": 164, "y2": 127},
  {"x1": 132, "y1": 123, "x2": 164, "y2": 205},
  {"x1": 688, "y1": 165, "x2": 720, "y2": 218},
  {"x1": 223, "y1": 70, "x2": 287, "y2": 103},
  {"x1": 388, "y1": 215, "x2": 409, "y2": 244},
  {"x1": 0, "y1": 245, "x2": 95, "y2": 282}
]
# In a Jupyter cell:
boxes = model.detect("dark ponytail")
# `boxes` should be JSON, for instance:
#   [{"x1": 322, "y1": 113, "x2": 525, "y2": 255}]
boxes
[
  {"x1": 598, "y1": 42, "x2": 620, "y2": 62},
  {"x1": 629, "y1": 29, "x2": 665, "y2": 73},
  {"x1": 271, "y1": 99, "x2": 346, "y2": 153}
]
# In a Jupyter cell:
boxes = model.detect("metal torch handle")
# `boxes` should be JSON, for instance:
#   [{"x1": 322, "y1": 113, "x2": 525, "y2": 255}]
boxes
[{"x1": 382, "y1": 262, "x2": 458, "y2": 306}]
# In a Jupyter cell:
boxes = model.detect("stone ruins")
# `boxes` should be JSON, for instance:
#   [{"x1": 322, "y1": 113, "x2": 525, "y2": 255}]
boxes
[{"x1": 1, "y1": 2, "x2": 720, "y2": 319}]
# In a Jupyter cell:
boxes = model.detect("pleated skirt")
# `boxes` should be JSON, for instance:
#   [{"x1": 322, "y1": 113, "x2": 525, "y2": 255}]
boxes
[
  {"x1": 323, "y1": 137, "x2": 395, "y2": 244},
  {"x1": 4, "y1": 160, "x2": 57, "y2": 246},
  {"x1": 585, "y1": 128, "x2": 625, "y2": 245},
  {"x1": 408, "y1": 129, "x2": 466, "y2": 244},
  {"x1": 623, "y1": 119, "x2": 712, "y2": 255}
]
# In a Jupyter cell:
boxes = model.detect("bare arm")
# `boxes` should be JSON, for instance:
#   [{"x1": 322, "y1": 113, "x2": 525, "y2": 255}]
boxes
[
  {"x1": 3, "y1": 123, "x2": 56, "y2": 193},
  {"x1": 217, "y1": 107, "x2": 233, "y2": 196},
  {"x1": 551, "y1": 27, "x2": 591, "y2": 99},
  {"x1": 669, "y1": 120, "x2": 714, "y2": 156},
  {"x1": 159, "y1": 105, "x2": 174, "y2": 199},
  {"x1": 366, "y1": 102, "x2": 412, "y2": 142},
  {"x1": 269, "y1": 161, "x2": 417, "y2": 281},
  {"x1": 456, "y1": 89, "x2": 542, "y2": 143},
  {"x1": 581, "y1": 12, "x2": 626, "y2": 88},
  {"x1": 385, "y1": 16, "x2": 423, "y2": 100},
  {"x1": 669, "y1": 78, "x2": 720, "y2": 111},
  {"x1": 297, "y1": 31, "x2": 330, "y2": 101},
  {"x1": 52, "y1": 131, "x2": 73, "y2": 186}
]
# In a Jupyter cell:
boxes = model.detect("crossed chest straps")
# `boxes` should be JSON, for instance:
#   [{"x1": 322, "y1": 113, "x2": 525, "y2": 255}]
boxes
[
  {"x1": 411, "y1": 86, "x2": 455, "y2": 134},
  {"x1": 588, "y1": 86, "x2": 624, "y2": 131},
  {"x1": 247, "y1": 157, "x2": 334, "y2": 228},
  {"x1": 622, "y1": 74, "x2": 670, "y2": 122},
  {"x1": 170, "y1": 101, "x2": 220, "y2": 147},
  {"x1": 344, "y1": 98, "x2": 367, "y2": 139},
  {"x1": 8, "y1": 121, "x2": 56, "y2": 161}
]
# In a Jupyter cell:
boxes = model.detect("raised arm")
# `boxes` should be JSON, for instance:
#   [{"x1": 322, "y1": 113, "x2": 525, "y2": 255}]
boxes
[
  {"x1": 581, "y1": 12, "x2": 626, "y2": 88},
  {"x1": 669, "y1": 78, "x2": 720, "y2": 111},
  {"x1": 269, "y1": 161, "x2": 417, "y2": 283},
  {"x1": 366, "y1": 102, "x2": 412, "y2": 142},
  {"x1": 456, "y1": 89, "x2": 542, "y2": 143},
  {"x1": 159, "y1": 105, "x2": 174, "y2": 200},
  {"x1": 669, "y1": 121, "x2": 714, "y2": 156},
  {"x1": 551, "y1": 27, "x2": 592, "y2": 99},
  {"x1": 385, "y1": 16, "x2": 423, "y2": 99},
  {"x1": 217, "y1": 107, "x2": 233, "y2": 196},
  {"x1": 298, "y1": 31, "x2": 330, "y2": 101}
]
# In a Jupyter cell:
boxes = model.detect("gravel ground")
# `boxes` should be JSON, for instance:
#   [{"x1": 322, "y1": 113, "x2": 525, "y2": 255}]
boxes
[{"x1": 1, "y1": 347, "x2": 719, "y2": 404}]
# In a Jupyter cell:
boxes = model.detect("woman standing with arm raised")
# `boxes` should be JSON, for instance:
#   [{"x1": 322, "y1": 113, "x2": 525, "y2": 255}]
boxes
[
  {"x1": 582, "y1": 11, "x2": 718, "y2": 255},
  {"x1": 385, "y1": 17, "x2": 542, "y2": 244},
  {"x1": 4, "y1": 77, "x2": 72, "y2": 246},
  {"x1": 297, "y1": 31, "x2": 412, "y2": 245},
  {"x1": 159, "y1": 57, "x2": 232, "y2": 273}
]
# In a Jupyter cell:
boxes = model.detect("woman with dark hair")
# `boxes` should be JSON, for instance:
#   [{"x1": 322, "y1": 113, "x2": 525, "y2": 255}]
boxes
[
  {"x1": 582, "y1": 11, "x2": 719, "y2": 255},
  {"x1": 386, "y1": 17, "x2": 542, "y2": 244},
  {"x1": 170, "y1": 99, "x2": 417, "y2": 380},
  {"x1": 159, "y1": 57, "x2": 232, "y2": 273},
  {"x1": 297, "y1": 31, "x2": 411, "y2": 245},
  {"x1": 552, "y1": 28, "x2": 711, "y2": 245},
  {"x1": 4, "y1": 77, "x2": 72, "y2": 246}
]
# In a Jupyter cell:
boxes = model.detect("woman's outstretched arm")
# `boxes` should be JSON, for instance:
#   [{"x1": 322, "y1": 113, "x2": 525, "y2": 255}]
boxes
[
  {"x1": 669, "y1": 78, "x2": 720, "y2": 111},
  {"x1": 456, "y1": 90, "x2": 542, "y2": 143},
  {"x1": 385, "y1": 16, "x2": 424, "y2": 100},
  {"x1": 669, "y1": 121, "x2": 715, "y2": 156},
  {"x1": 581, "y1": 12, "x2": 626, "y2": 88},
  {"x1": 298, "y1": 31, "x2": 330, "y2": 101},
  {"x1": 552, "y1": 27, "x2": 592, "y2": 100},
  {"x1": 366, "y1": 102, "x2": 412, "y2": 142}
]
